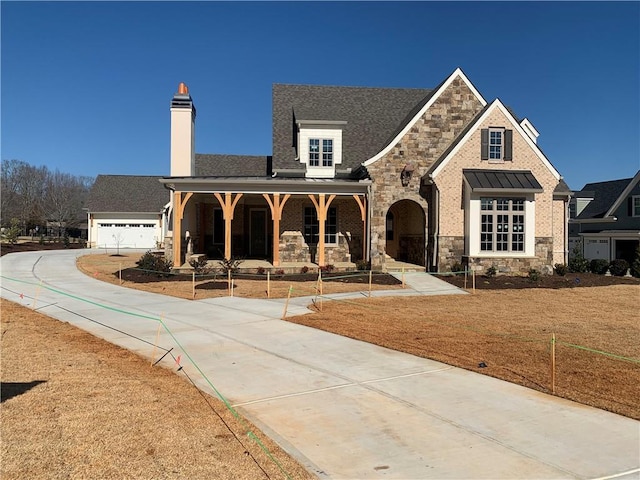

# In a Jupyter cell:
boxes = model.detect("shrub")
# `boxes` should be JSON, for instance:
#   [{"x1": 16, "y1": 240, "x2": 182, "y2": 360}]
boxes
[
  {"x1": 38, "y1": 235, "x2": 45, "y2": 245},
  {"x1": 218, "y1": 257, "x2": 243, "y2": 274},
  {"x1": 136, "y1": 250, "x2": 171, "y2": 275},
  {"x1": 631, "y1": 246, "x2": 640, "y2": 278},
  {"x1": 320, "y1": 264, "x2": 335, "y2": 273},
  {"x1": 355, "y1": 259, "x2": 369, "y2": 271},
  {"x1": 553, "y1": 263, "x2": 567, "y2": 276},
  {"x1": 589, "y1": 258, "x2": 609, "y2": 275},
  {"x1": 451, "y1": 261, "x2": 464, "y2": 275},
  {"x1": 568, "y1": 241, "x2": 589, "y2": 273},
  {"x1": 485, "y1": 265, "x2": 497, "y2": 277},
  {"x1": 609, "y1": 259, "x2": 629, "y2": 277},
  {"x1": 274, "y1": 269, "x2": 285, "y2": 276},
  {"x1": 300, "y1": 265, "x2": 309, "y2": 274},
  {"x1": 528, "y1": 268, "x2": 541, "y2": 282},
  {"x1": 188, "y1": 256, "x2": 210, "y2": 274},
  {"x1": 4, "y1": 219, "x2": 20, "y2": 245},
  {"x1": 256, "y1": 266, "x2": 266, "y2": 275},
  {"x1": 63, "y1": 231, "x2": 70, "y2": 248}
]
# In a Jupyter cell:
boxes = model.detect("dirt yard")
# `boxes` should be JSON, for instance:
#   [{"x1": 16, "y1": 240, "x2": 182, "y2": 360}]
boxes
[
  {"x1": 286, "y1": 285, "x2": 640, "y2": 420},
  {"x1": 0, "y1": 299, "x2": 314, "y2": 480},
  {"x1": 76, "y1": 253, "x2": 402, "y2": 300}
]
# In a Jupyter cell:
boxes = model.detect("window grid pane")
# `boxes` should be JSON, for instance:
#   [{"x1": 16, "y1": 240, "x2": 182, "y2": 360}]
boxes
[
  {"x1": 322, "y1": 139, "x2": 333, "y2": 167},
  {"x1": 479, "y1": 197, "x2": 525, "y2": 253},
  {"x1": 309, "y1": 139, "x2": 320, "y2": 167}
]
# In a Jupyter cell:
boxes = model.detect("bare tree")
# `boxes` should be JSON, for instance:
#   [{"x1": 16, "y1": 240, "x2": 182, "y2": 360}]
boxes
[{"x1": 44, "y1": 169, "x2": 92, "y2": 236}]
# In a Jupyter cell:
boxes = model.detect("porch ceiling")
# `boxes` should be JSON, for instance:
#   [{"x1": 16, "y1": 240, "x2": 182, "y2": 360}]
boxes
[{"x1": 159, "y1": 176, "x2": 371, "y2": 195}]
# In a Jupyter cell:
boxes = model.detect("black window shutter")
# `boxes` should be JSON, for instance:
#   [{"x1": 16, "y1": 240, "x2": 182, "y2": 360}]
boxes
[
  {"x1": 481, "y1": 129, "x2": 489, "y2": 160},
  {"x1": 504, "y1": 129, "x2": 513, "y2": 161},
  {"x1": 628, "y1": 197, "x2": 633, "y2": 216}
]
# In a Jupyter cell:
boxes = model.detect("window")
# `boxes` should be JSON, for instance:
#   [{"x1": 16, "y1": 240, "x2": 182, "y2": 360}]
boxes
[
  {"x1": 481, "y1": 128, "x2": 512, "y2": 161},
  {"x1": 480, "y1": 197, "x2": 525, "y2": 252},
  {"x1": 303, "y1": 206, "x2": 337, "y2": 244},
  {"x1": 633, "y1": 196, "x2": 640, "y2": 217},
  {"x1": 309, "y1": 139, "x2": 333, "y2": 167},
  {"x1": 489, "y1": 129, "x2": 503, "y2": 160}
]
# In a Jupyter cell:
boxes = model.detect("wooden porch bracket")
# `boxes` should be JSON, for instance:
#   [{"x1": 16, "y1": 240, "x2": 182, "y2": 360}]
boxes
[
  {"x1": 353, "y1": 194, "x2": 367, "y2": 261},
  {"x1": 263, "y1": 193, "x2": 291, "y2": 267},
  {"x1": 214, "y1": 192, "x2": 243, "y2": 260},
  {"x1": 172, "y1": 191, "x2": 193, "y2": 268},
  {"x1": 309, "y1": 193, "x2": 336, "y2": 267}
]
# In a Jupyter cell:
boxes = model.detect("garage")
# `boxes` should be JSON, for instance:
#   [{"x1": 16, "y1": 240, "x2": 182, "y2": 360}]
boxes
[{"x1": 96, "y1": 222, "x2": 159, "y2": 249}]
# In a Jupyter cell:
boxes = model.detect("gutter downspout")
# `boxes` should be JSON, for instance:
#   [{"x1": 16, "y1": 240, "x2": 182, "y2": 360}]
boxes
[
  {"x1": 431, "y1": 183, "x2": 440, "y2": 272},
  {"x1": 366, "y1": 182, "x2": 372, "y2": 265}
]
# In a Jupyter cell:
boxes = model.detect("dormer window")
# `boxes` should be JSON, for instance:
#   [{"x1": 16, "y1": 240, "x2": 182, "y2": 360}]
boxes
[
  {"x1": 297, "y1": 119, "x2": 345, "y2": 178},
  {"x1": 489, "y1": 129, "x2": 503, "y2": 160}
]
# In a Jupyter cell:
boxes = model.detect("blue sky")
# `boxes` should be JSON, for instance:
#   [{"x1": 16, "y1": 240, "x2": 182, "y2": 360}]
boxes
[{"x1": 2, "y1": 1, "x2": 639, "y2": 190}]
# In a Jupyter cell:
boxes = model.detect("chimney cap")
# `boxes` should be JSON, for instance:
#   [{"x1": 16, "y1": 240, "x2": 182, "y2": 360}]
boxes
[{"x1": 178, "y1": 82, "x2": 189, "y2": 94}]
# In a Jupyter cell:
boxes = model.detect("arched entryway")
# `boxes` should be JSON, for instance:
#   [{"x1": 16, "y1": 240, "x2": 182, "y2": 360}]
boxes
[{"x1": 385, "y1": 199, "x2": 426, "y2": 266}]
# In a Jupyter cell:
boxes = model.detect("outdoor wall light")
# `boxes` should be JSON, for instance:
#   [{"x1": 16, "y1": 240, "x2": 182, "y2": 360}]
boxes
[{"x1": 401, "y1": 163, "x2": 415, "y2": 186}]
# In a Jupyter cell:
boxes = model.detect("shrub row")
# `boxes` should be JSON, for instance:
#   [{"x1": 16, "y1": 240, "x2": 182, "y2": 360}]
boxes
[{"x1": 555, "y1": 258, "x2": 635, "y2": 277}]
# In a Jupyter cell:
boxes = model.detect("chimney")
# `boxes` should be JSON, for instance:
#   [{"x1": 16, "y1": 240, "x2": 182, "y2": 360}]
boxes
[{"x1": 170, "y1": 82, "x2": 196, "y2": 176}]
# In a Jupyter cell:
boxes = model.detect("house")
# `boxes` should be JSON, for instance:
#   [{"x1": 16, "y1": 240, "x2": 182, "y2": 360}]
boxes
[
  {"x1": 85, "y1": 175, "x2": 168, "y2": 249},
  {"x1": 158, "y1": 68, "x2": 570, "y2": 274},
  {"x1": 568, "y1": 171, "x2": 640, "y2": 263}
]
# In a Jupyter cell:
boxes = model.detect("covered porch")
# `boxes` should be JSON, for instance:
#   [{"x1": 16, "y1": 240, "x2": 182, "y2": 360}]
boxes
[{"x1": 160, "y1": 177, "x2": 372, "y2": 270}]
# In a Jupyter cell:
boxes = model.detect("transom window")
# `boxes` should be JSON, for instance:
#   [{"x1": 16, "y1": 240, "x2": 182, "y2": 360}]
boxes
[
  {"x1": 304, "y1": 206, "x2": 337, "y2": 244},
  {"x1": 489, "y1": 129, "x2": 503, "y2": 160},
  {"x1": 480, "y1": 197, "x2": 525, "y2": 252},
  {"x1": 309, "y1": 139, "x2": 333, "y2": 167}
]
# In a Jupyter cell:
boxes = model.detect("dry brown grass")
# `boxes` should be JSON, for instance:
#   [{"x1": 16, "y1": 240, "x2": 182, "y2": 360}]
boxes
[
  {"x1": 286, "y1": 286, "x2": 640, "y2": 420},
  {"x1": 77, "y1": 254, "x2": 401, "y2": 300},
  {"x1": 1, "y1": 299, "x2": 314, "y2": 480}
]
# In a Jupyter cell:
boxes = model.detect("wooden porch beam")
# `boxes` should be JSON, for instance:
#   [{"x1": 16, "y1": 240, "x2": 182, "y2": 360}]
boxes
[
  {"x1": 172, "y1": 191, "x2": 193, "y2": 268},
  {"x1": 353, "y1": 194, "x2": 367, "y2": 261},
  {"x1": 308, "y1": 193, "x2": 336, "y2": 267},
  {"x1": 263, "y1": 193, "x2": 290, "y2": 267},
  {"x1": 214, "y1": 192, "x2": 243, "y2": 260}
]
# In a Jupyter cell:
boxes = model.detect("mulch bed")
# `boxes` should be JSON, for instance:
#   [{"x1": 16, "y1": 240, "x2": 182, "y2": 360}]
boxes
[
  {"x1": 0, "y1": 241, "x2": 85, "y2": 256},
  {"x1": 437, "y1": 271, "x2": 640, "y2": 289}
]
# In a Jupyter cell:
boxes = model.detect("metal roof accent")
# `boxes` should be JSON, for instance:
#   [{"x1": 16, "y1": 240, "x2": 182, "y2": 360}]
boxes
[{"x1": 463, "y1": 169, "x2": 543, "y2": 193}]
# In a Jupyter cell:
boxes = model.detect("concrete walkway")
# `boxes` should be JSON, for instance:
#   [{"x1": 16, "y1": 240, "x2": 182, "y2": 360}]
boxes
[{"x1": 1, "y1": 249, "x2": 639, "y2": 479}]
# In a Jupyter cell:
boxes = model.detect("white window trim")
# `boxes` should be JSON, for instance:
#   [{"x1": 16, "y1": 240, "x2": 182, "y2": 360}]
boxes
[
  {"x1": 298, "y1": 125, "x2": 343, "y2": 178},
  {"x1": 488, "y1": 127, "x2": 504, "y2": 162},
  {"x1": 632, "y1": 195, "x2": 640, "y2": 217},
  {"x1": 467, "y1": 190, "x2": 536, "y2": 257}
]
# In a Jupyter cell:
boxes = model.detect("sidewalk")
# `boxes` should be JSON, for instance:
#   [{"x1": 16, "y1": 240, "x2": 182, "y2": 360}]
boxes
[{"x1": 1, "y1": 249, "x2": 639, "y2": 479}]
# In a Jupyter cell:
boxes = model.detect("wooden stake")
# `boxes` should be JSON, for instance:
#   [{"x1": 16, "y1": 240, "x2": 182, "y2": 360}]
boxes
[
  {"x1": 551, "y1": 333, "x2": 556, "y2": 394},
  {"x1": 319, "y1": 272, "x2": 323, "y2": 312},
  {"x1": 281, "y1": 285, "x2": 293, "y2": 319},
  {"x1": 472, "y1": 269, "x2": 476, "y2": 293},
  {"x1": 267, "y1": 270, "x2": 270, "y2": 298},
  {"x1": 32, "y1": 279, "x2": 43, "y2": 309},
  {"x1": 192, "y1": 271, "x2": 195, "y2": 299},
  {"x1": 368, "y1": 270, "x2": 372, "y2": 298},
  {"x1": 151, "y1": 319, "x2": 162, "y2": 366}
]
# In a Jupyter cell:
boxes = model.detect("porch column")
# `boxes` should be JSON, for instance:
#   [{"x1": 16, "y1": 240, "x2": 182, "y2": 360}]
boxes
[
  {"x1": 214, "y1": 192, "x2": 243, "y2": 260},
  {"x1": 263, "y1": 193, "x2": 290, "y2": 267},
  {"x1": 172, "y1": 191, "x2": 193, "y2": 268},
  {"x1": 309, "y1": 193, "x2": 336, "y2": 267},
  {"x1": 353, "y1": 194, "x2": 367, "y2": 261}
]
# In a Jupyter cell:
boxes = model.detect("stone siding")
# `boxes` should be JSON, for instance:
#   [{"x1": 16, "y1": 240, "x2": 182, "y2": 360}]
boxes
[
  {"x1": 464, "y1": 238, "x2": 555, "y2": 275},
  {"x1": 437, "y1": 236, "x2": 465, "y2": 271},
  {"x1": 366, "y1": 76, "x2": 484, "y2": 268}
]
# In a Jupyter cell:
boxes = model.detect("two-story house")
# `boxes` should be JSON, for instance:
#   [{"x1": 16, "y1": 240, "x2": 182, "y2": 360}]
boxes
[
  {"x1": 569, "y1": 171, "x2": 640, "y2": 263},
  {"x1": 160, "y1": 68, "x2": 571, "y2": 273}
]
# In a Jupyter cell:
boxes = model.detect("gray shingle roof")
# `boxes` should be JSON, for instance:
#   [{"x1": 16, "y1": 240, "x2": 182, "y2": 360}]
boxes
[
  {"x1": 86, "y1": 175, "x2": 167, "y2": 213},
  {"x1": 272, "y1": 84, "x2": 433, "y2": 172},
  {"x1": 463, "y1": 169, "x2": 543, "y2": 192},
  {"x1": 195, "y1": 154, "x2": 271, "y2": 177},
  {"x1": 575, "y1": 177, "x2": 633, "y2": 219}
]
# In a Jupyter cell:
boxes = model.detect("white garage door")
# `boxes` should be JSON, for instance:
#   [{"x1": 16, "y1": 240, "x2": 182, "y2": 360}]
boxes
[
  {"x1": 584, "y1": 238, "x2": 609, "y2": 261},
  {"x1": 97, "y1": 223, "x2": 157, "y2": 249}
]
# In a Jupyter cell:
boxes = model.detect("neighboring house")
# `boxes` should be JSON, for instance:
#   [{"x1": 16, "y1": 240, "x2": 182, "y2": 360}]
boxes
[
  {"x1": 158, "y1": 68, "x2": 570, "y2": 273},
  {"x1": 85, "y1": 175, "x2": 168, "y2": 249},
  {"x1": 569, "y1": 171, "x2": 640, "y2": 263}
]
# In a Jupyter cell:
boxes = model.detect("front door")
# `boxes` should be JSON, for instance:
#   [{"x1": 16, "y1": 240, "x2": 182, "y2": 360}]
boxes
[{"x1": 250, "y1": 209, "x2": 268, "y2": 257}]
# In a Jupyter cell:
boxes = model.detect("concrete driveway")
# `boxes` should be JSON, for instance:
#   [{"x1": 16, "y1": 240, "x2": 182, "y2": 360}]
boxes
[{"x1": 1, "y1": 249, "x2": 639, "y2": 479}]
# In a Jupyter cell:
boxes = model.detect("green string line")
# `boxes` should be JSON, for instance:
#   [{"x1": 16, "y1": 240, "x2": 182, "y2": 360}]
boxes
[
  {"x1": 556, "y1": 340, "x2": 640, "y2": 364},
  {"x1": 1, "y1": 274, "x2": 294, "y2": 479}
]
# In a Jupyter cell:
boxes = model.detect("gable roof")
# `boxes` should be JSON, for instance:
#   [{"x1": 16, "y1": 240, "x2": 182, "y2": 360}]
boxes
[
  {"x1": 427, "y1": 99, "x2": 561, "y2": 181},
  {"x1": 195, "y1": 154, "x2": 271, "y2": 177},
  {"x1": 272, "y1": 84, "x2": 433, "y2": 171},
  {"x1": 86, "y1": 175, "x2": 167, "y2": 213},
  {"x1": 576, "y1": 173, "x2": 638, "y2": 219}
]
